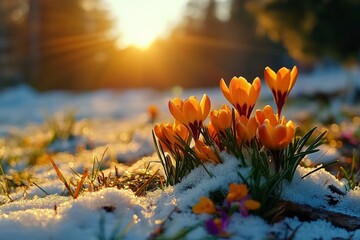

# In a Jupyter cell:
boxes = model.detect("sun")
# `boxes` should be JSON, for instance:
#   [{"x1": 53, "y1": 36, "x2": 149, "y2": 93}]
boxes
[
  {"x1": 105, "y1": 0, "x2": 188, "y2": 50},
  {"x1": 118, "y1": 13, "x2": 164, "y2": 50},
  {"x1": 124, "y1": 29, "x2": 156, "y2": 50}
]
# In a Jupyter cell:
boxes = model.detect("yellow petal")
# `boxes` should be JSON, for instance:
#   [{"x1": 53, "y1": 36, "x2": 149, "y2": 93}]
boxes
[
  {"x1": 188, "y1": 96, "x2": 202, "y2": 113},
  {"x1": 264, "y1": 66, "x2": 277, "y2": 91},
  {"x1": 286, "y1": 120, "x2": 296, "y2": 142},
  {"x1": 228, "y1": 77, "x2": 238, "y2": 100},
  {"x1": 252, "y1": 77, "x2": 261, "y2": 91},
  {"x1": 209, "y1": 111, "x2": 220, "y2": 133},
  {"x1": 264, "y1": 105, "x2": 278, "y2": 125},
  {"x1": 232, "y1": 78, "x2": 250, "y2": 103},
  {"x1": 239, "y1": 115, "x2": 249, "y2": 125},
  {"x1": 200, "y1": 94, "x2": 211, "y2": 120},
  {"x1": 249, "y1": 77, "x2": 261, "y2": 106},
  {"x1": 229, "y1": 77, "x2": 244, "y2": 104},
  {"x1": 227, "y1": 183, "x2": 248, "y2": 202},
  {"x1": 229, "y1": 76, "x2": 239, "y2": 90},
  {"x1": 183, "y1": 97, "x2": 201, "y2": 124},
  {"x1": 195, "y1": 140, "x2": 220, "y2": 164},
  {"x1": 258, "y1": 120, "x2": 275, "y2": 149},
  {"x1": 273, "y1": 124, "x2": 288, "y2": 147},
  {"x1": 236, "y1": 121, "x2": 247, "y2": 139},
  {"x1": 237, "y1": 77, "x2": 251, "y2": 93},
  {"x1": 263, "y1": 105, "x2": 275, "y2": 115},
  {"x1": 235, "y1": 88, "x2": 249, "y2": 106},
  {"x1": 192, "y1": 196, "x2": 216, "y2": 214},
  {"x1": 154, "y1": 124, "x2": 163, "y2": 139},
  {"x1": 277, "y1": 67, "x2": 291, "y2": 93},
  {"x1": 168, "y1": 99, "x2": 186, "y2": 124},
  {"x1": 210, "y1": 104, "x2": 232, "y2": 133},
  {"x1": 194, "y1": 146, "x2": 207, "y2": 160},
  {"x1": 220, "y1": 79, "x2": 232, "y2": 104},
  {"x1": 244, "y1": 199, "x2": 261, "y2": 210},
  {"x1": 163, "y1": 125, "x2": 176, "y2": 142},
  {"x1": 171, "y1": 98, "x2": 184, "y2": 111},
  {"x1": 218, "y1": 111, "x2": 231, "y2": 129},
  {"x1": 170, "y1": 122, "x2": 188, "y2": 143},
  {"x1": 255, "y1": 109, "x2": 266, "y2": 125},
  {"x1": 286, "y1": 120, "x2": 296, "y2": 132},
  {"x1": 289, "y1": 66, "x2": 298, "y2": 92},
  {"x1": 246, "y1": 117, "x2": 258, "y2": 141},
  {"x1": 255, "y1": 105, "x2": 277, "y2": 125},
  {"x1": 207, "y1": 121, "x2": 216, "y2": 136}
]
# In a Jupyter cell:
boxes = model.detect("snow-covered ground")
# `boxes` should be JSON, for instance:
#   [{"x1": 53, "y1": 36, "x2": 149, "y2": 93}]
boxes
[{"x1": 0, "y1": 66, "x2": 360, "y2": 239}]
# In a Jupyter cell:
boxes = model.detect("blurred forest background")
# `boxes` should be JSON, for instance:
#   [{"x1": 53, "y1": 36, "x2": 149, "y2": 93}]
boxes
[{"x1": 0, "y1": 0, "x2": 359, "y2": 91}]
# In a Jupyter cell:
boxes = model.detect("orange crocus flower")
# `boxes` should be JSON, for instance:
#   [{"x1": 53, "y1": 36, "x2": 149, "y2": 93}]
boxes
[
  {"x1": 226, "y1": 183, "x2": 249, "y2": 202},
  {"x1": 192, "y1": 196, "x2": 216, "y2": 214},
  {"x1": 147, "y1": 104, "x2": 159, "y2": 122},
  {"x1": 244, "y1": 199, "x2": 261, "y2": 211},
  {"x1": 255, "y1": 105, "x2": 280, "y2": 126},
  {"x1": 256, "y1": 105, "x2": 296, "y2": 150},
  {"x1": 264, "y1": 66, "x2": 298, "y2": 116},
  {"x1": 226, "y1": 183, "x2": 261, "y2": 209},
  {"x1": 226, "y1": 183, "x2": 260, "y2": 210},
  {"x1": 154, "y1": 121, "x2": 189, "y2": 153},
  {"x1": 226, "y1": 183, "x2": 260, "y2": 216},
  {"x1": 235, "y1": 115, "x2": 258, "y2": 144},
  {"x1": 194, "y1": 140, "x2": 221, "y2": 164},
  {"x1": 168, "y1": 94, "x2": 211, "y2": 140},
  {"x1": 209, "y1": 104, "x2": 233, "y2": 136},
  {"x1": 220, "y1": 77, "x2": 261, "y2": 118},
  {"x1": 257, "y1": 119, "x2": 295, "y2": 150}
]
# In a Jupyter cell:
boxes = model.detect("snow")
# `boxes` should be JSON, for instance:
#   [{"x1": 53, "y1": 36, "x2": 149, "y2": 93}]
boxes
[
  {"x1": 1, "y1": 155, "x2": 359, "y2": 240},
  {"x1": 0, "y1": 66, "x2": 360, "y2": 239},
  {"x1": 281, "y1": 166, "x2": 344, "y2": 207},
  {"x1": 273, "y1": 218, "x2": 351, "y2": 240}
]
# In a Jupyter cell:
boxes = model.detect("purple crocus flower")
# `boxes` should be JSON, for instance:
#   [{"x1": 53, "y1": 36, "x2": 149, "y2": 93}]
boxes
[{"x1": 205, "y1": 210, "x2": 231, "y2": 237}]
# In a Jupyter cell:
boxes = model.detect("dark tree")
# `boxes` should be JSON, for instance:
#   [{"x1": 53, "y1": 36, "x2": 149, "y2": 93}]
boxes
[
  {"x1": 248, "y1": 0, "x2": 360, "y2": 64},
  {"x1": 161, "y1": 0, "x2": 291, "y2": 88},
  {"x1": 0, "y1": 0, "x2": 28, "y2": 88},
  {"x1": 26, "y1": 0, "x2": 117, "y2": 90}
]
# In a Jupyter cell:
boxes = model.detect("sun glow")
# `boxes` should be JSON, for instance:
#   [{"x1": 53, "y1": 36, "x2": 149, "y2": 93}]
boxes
[{"x1": 105, "y1": 0, "x2": 188, "y2": 50}]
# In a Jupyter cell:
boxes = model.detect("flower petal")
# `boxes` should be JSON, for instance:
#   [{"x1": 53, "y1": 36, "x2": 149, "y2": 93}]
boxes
[
  {"x1": 227, "y1": 183, "x2": 248, "y2": 202},
  {"x1": 258, "y1": 120, "x2": 275, "y2": 149},
  {"x1": 244, "y1": 199, "x2": 261, "y2": 210},
  {"x1": 289, "y1": 66, "x2": 298, "y2": 92},
  {"x1": 154, "y1": 124, "x2": 163, "y2": 139},
  {"x1": 184, "y1": 97, "x2": 202, "y2": 123},
  {"x1": 192, "y1": 196, "x2": 216, "y2": 214},
  {"x1": 264, "y1": 66, "x2": 277, "y2": 91},
  {"x1": 277, "y1": 67, "x2": 291, "y2": 93},
  {"x1": 200, "y1": 94, "x2": 211, "y2": 120},
  {"x1": 273, "y1": 124, "x2": 288, "y2": 147},
  {"x1": 220, "y1": 79, "x2": 232, "y2": 103},
  {"x1": 168, "y1": 98, "x2": 186, "y2": 124},
  {"x1": 246, "y1": 117, "x2": 258, "y2": 141},
  {"x1": 286, "y1": 120, "x2": 296, "y2": 142},
  {"x1": 249, "y1": 77, "x2": 261, "y2": 106}
]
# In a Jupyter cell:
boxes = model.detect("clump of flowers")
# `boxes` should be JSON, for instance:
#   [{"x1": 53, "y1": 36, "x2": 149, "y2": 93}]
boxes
[
  {"x1": 192, "y1": 183, "x2": 260, "y2": 237},
  {"x1": 153, "y1": 95, "x2": 216, "y2": 185},
  {"x1": 153, "y1": 66, "x2": 326, "y2": 216}
]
